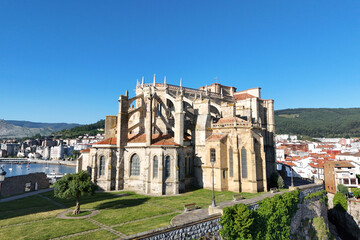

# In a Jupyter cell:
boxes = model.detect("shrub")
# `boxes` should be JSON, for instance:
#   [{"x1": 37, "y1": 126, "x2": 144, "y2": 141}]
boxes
[
  {"x1": 352, "y1": 188, "x2": 360, "y2": 198},
  {"x1": 220, "y1": 189, "x2": 300, "y2": 239},
  {"x1": 333, "y1": 192, "x2": 347, "y2": 212},
  {"x1": 220, "y1": 204, "x2": 255, "y2": 239},
  {"x1": 337, "y1": 184, "x2": 348, "y2": 195}
]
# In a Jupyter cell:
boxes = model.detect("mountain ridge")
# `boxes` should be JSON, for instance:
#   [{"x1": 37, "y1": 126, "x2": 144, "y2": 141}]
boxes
[{"x1": 0, "y1": 119, "x2": 80, "y2": 139}]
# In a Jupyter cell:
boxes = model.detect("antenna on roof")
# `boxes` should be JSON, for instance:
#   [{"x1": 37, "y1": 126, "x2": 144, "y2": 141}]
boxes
[
  {"x1": 153, "y1": 74, "x2": 156, "y2": 86},
  {"x1": 214, "y1": 76, "x2": 218, "y2": 84}
]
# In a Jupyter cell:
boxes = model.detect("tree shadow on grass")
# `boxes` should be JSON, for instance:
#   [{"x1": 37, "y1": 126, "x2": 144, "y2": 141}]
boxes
[
  {"x1": 0, "y1": 191, "x2": 145, "y2": 224},
  {"x1": 93, "y1": 196, "x2": 150, "y2": 210}
]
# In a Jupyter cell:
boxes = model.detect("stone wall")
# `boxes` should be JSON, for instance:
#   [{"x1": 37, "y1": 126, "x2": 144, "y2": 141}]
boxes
[
  {"x1": 290, "y1": 194, "x2": 330, "y2": 239},
  {"x1": 124, "y1": 184, "x2": 324, "y2": 240},
  {"x1": 0, "y1": 172, "x2": 50, "y2": 197},
  {"x1": 327, "y1": 193, "x2": 360, "y2": 239},
  {"x1": 125, "y1": 215, "x2": 222, "y2": 240}
]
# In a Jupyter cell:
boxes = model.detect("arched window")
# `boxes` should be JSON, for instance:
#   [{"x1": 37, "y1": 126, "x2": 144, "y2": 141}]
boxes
[
  {"x1": 130, "y1": 154, "x2": 140, "y2": 176},
  {"x1": 229, "y1": 147, "x2": 233, "y2": 178},
  {"x1": 99, "y1": 156, "x2": 105, "y2": 176},
  {"x1": 153, "y1": 155, "x2": 158, "y2": 178},
  {"x1": 241, "y1": 147, "x2": 247, "y2": 178},
  {"x1": 164, "y1": 156, "x2": 170, "y2": 180}
]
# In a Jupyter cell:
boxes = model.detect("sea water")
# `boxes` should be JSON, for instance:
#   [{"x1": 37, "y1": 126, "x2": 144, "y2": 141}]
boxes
[{"x1": 0, "y1": 162, "x2": 76, "y2": 177}]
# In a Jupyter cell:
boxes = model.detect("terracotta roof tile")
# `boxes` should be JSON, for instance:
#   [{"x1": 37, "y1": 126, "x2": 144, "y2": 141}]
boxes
[
  {"x1": 216, "y1": 117, "x2": 246, "y2": 124},
  {"x1": 93, "y1": 138, "x2": 117, "y2": 145},
  {"x1": 325, "y1": 161, "x2": 355, "y2": 168},
  {"x1": 80, "y1": 148, "x2": 90, "y2": 153},
  {"x1": 234, "y1": 93, "x2": 256, "y2": 101},
  {"x1": 206, "y1": 133, "x2": 228, "y2": 142}
]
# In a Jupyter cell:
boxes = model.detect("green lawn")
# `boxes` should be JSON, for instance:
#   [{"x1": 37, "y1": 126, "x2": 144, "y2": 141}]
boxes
[
  {"x1": 0, "y1": 218, "x2": 98, "y2": 240},
  {"x1": 67, "y1": 230, "x2": 117, "y2": 240},
  {"x1": 0, "y1": 195, "x2": 63, "y2": 227},
  {"x1": 114, "y1": 212, "x2": 179, "y2": 235},
  {"x1": 0, "y1": 188, "x2": 267, "y2": 238}
]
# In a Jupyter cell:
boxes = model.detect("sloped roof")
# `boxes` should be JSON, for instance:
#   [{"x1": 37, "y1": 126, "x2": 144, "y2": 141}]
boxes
[
  {"x1": 206, "y1": 133, "x2": 228, "y2": 142},
  {"x1": 325, "y1": 161, "x2": 355, "y2": 168},
  {"x1": 216, "y1": 117, "x2": 247, "y2": 124},
  {"x1": 80, "y1": 148, "x2": 90, "y2": 153},
  {"x1": 234, "y1": 93, "x2": 256, "y2": 101},
  {"x1": 93, "y1": 138, "x2": 117, "y2": 145}
]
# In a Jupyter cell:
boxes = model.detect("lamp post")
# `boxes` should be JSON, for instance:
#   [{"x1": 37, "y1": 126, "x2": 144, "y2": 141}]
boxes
[
  {"x1": 210, "y1": 150, "x2": 216, "y2": 207},
  {"x1": 0, "y1": 167, "x2": 6, "y2": 196},
  {"x1": 290, "y1": 155, "x2": 294, "y2": 188},
  {"x1": 0, "y1": 167, "x2": 6, "y2": 182}
]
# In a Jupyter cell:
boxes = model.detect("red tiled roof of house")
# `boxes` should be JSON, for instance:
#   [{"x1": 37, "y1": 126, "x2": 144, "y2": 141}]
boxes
[
  {"x1": 216, "y1": 117, "x2": 246, "y2": 124},
  {"x1": 233, "y1": 93, "x2": 256, "y2": 101},
  {"x1": 80, "y1": 148, "x2": 90, "y2": 153},
  {"x1": 325, "y1": 161, "x2": 355, "y2": 168},
  {"x1": 93, "y1": 138, "x2": 117, "y2": 145},
  {"x1": 206, "y1": 133, "x2": 228, "y2": 142},
  {"x1": 309, "y1": 162, "x2": 325, "y2": 169}
]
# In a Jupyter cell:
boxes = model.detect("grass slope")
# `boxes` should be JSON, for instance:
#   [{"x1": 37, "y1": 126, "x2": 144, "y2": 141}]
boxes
[
  {"x1": 275, "y1": 108, "x2": 360, "y2": 138},
  {"x1": 0, "y1": 189, "x2": 266, "y2": 239}
]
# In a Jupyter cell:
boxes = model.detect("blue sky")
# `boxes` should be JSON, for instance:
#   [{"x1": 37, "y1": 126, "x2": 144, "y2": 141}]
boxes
[{"x1": 1, "y1": 1, "x2": 359, "y2": 124}]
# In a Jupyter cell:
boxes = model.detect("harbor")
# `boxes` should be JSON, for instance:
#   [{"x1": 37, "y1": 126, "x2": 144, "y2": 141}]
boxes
[{"x1": 0, "y1": 161, "x2": 76, "y2": 178}]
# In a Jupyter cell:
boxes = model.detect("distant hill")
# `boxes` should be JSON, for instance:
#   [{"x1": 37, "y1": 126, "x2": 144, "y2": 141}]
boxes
[
  {"x1": 0, "y1": 120, "x2": 80, "y2": 139},
  {"x1": 54, "y1": 120, "x2": 105, "y2": 139},
  {"x1": 275, "y1": 108, "x2": 360, "y2": 138}
]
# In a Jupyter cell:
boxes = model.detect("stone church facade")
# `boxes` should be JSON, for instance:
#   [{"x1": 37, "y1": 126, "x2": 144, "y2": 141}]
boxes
[{"x1": 77, "y1": 76, "x2": 276, "y2": 195}]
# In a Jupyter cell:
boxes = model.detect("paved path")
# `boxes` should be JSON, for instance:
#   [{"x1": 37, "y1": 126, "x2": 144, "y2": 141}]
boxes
[
  {"x1": 171, "y1": 191, "x2": 283, "y2": 226},
  {"x1": 87, "y1": 218, "x2": 127, "y2": 239},
  {"x1": 56, "y1": 209, "x2": 99, "y2": 219},
  {"x1": 0, "y1": 188, "x2": 54, "y2": 203}
]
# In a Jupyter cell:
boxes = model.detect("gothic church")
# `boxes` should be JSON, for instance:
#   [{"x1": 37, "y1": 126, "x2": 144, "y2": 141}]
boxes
[{"x1": 77, "y1": 76, "x2": 276, "y2": 195}]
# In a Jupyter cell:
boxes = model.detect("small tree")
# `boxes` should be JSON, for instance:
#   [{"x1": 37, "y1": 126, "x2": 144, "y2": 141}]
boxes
[
  {"x1": 352, "y1": 188, "x2": 360, "y2": 198},
  {"x1": 269, "y1": 172, "x2": 284, "y2": 189},
  {"x1": 277, "y1": 175, "x2": 285, "y2": 189},
  {"x1": 337, "y1": 184, "x2": 348, "y2": 196},
  {"x1": 54, "y1": 171, "x2": 97, "y2": 215}
]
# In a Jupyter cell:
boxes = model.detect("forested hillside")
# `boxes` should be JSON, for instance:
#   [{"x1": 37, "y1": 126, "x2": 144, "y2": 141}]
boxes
[
  {"x1": 0, "y1": 119, "x2": 80, "y2": 139},
  {"x1": 275, "y1": 108, "x2": 360, "y2": 138},
  {"x1": 54, "y1": 120, "x2": 105, "y2": 138}
]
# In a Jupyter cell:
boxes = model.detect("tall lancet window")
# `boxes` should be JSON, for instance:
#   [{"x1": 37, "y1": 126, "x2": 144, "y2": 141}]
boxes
[
  {"x1": 153, "y1": 155, "x2": 158, "y2": 178},
  {"x1": 229, "y1": 147, "x2": 233, "y2": 178},
  {"x1": 130, "y1": 154, "x2": 140, "y2": 176},
  {"x1": 164, "y1": 156, "x2": 170, "y2": 180},
  {"x1": 99, "y1": 156, "x2": 105, "y2": 176},
  {"x1": 241, "y1": 147, "x2": 247, "y2": 178}
]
